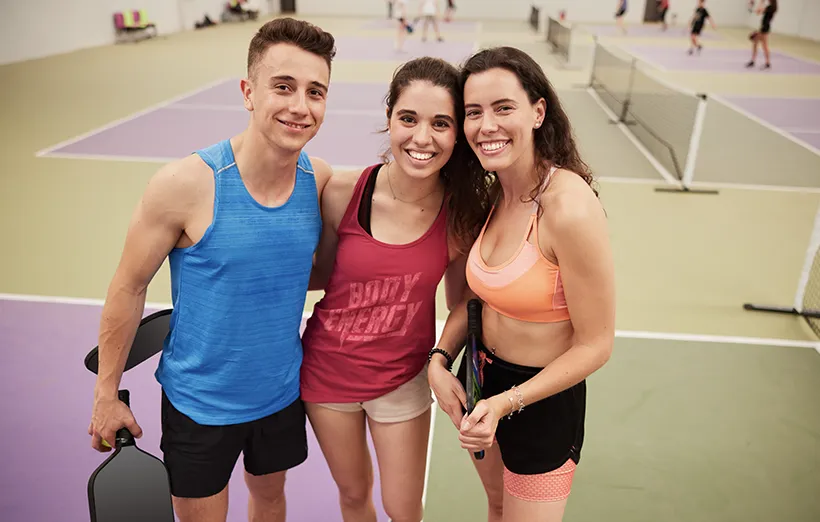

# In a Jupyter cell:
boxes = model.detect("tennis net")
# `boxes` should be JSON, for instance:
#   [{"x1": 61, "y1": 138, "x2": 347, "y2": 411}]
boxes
[
  {"x1": 589, "y1": 42, "x2": 634, "y2": 123},
  {"x1": 529, "y1": 4, "x2": 540, "y2": 32},
  {"x1": 588, "y1": 41, "x2": 708, "y2": 188},
  {"x1": 546, "y1": 16, "x2": 572, "y2": 64},
  {"x1": 744, "y1": 206, "x2": 820, "y2": 338}
]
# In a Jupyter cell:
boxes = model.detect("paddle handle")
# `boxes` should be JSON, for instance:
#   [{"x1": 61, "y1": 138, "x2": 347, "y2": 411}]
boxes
[{"x1": 115, "y1": 389, "x2": 136, "y2": 446}]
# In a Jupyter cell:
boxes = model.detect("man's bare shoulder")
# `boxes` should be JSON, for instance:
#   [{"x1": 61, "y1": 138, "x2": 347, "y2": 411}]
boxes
[
  {"x1": 327, "y1": 167, "x2": 364, "y2": 192},
  {"x1": 146, "y1": 154, "x2": 212, "y2": 200},
  {"x1": 321, "y1": 167, "x2": 367, "y2": 226},
  {"x1": 140, "y1": 154, "x2": 214, "y2": 220}
]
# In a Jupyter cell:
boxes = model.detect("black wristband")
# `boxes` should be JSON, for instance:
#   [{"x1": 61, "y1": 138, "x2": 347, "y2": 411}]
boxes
[{"x1": 428, "y1": 347, "x2": 454, "y2": 371}]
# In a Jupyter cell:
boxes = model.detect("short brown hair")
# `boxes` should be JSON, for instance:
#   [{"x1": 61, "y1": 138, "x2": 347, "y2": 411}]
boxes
[{"x1": 247, "y1": 18, "x2": 336, "y2": 78}]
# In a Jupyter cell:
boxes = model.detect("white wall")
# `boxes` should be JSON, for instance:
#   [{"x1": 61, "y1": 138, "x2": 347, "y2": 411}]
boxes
[
  {"x1": 0, "y1": 0, "x2": 277, "y2": 66},
  {"x1": 0, "y1": 0, "x2": 183, "y2": 65},
  {"x1": 2, "y1": 0, "x2": 816, "y2": 66},
  {"x1": 670, "y1": 0, "x2": 751, "y2": 27},
  {"x1": 533, "y1": 0, "x2": 751, "y2": 27},
  {"x1": 798, "y1": 0, "x2": 820, "y2": 41},
  {"x1": 534, "y1": 0, "x2": 646, "y2": 25},
  {"x1": 746, "y1": 0, "x2": 820, "y2": 42},
  {"x1": 297, "y1": 0, "x2": 533, "y2": 21}
]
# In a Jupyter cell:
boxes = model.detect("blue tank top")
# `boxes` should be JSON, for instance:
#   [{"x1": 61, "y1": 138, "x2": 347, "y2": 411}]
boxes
[{"x1": 155, "y1": 139, "x2": 321, "y2": 425}]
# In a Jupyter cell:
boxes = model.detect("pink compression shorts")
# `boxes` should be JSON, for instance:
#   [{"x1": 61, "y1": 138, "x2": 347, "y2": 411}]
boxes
[{"x1": 503, "y1": 458, "x2": 577, "y2": 502}]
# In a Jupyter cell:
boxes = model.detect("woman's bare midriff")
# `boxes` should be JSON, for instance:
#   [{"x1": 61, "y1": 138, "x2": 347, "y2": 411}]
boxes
[{"x1": 481, "y1": 306, "x2": 574, "y2": 368}]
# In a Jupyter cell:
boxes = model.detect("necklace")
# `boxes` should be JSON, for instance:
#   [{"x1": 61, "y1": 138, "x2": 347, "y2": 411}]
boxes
[{"x1": 386, "y1": 163, "x2": 441, "y2": 204}]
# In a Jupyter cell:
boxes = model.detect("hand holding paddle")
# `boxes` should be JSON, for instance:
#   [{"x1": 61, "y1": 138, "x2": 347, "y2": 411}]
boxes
[
  {"x1": 458, "y1": 398, "x2": 502, "y2": 453},
  {"x1": 428, "y1": 358, "x2": 467, "y2": 429},
  {"x1": 89, "y1": 393, "x2": 142, "y2": 452}
]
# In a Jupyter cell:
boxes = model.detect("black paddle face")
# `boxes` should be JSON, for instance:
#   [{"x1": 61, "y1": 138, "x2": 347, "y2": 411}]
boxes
[
  {"x1": 88, "y1": 445, "x2": 175, "y2": 522},
  {"x1": 84, "y1": 309, "x2": 172, "y2": 374}
]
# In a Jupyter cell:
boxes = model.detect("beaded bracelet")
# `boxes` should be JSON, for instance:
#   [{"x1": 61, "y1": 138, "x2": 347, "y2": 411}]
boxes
[{"x1": 427, "y1": 347, "x2": 454, "y2": 371}]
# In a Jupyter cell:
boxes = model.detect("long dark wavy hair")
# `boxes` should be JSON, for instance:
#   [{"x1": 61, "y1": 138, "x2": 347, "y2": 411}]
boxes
[
  {"x1": 460, "y1": 46, "x2": 598, "y2": 210},
  {"x1": 381, "y1": 57, "x2": 493, "y2": 252}
]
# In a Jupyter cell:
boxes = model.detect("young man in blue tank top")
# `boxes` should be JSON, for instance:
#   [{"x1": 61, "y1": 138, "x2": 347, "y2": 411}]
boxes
[{"x1": 87, "y1": 18, "x2": 335, "y2": 522}]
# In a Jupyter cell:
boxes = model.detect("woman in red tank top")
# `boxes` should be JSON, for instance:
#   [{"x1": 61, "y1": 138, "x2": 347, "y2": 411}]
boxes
[{"x1": 300, "y1": 57, "x2": 492, "y2": 522}]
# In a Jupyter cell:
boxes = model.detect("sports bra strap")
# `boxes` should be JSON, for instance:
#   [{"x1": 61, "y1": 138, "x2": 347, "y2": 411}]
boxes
[{"x1": 530, "y1": 165, "x2": 558, "y2": 213}]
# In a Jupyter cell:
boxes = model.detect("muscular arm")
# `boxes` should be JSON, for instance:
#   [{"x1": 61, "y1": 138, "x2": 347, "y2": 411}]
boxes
[
  {"x1": 95, "y1": 161, "x2": 195, "y2": 400},
  {"x1": 308, "y1": 168, "x2": 358, "y2": 291},
  {"x1": 89, "y1": 158, "x2": 204, "y2": 451},
  {"x1": 310, "y1": 156, "x2": 334, "y2": 200}
]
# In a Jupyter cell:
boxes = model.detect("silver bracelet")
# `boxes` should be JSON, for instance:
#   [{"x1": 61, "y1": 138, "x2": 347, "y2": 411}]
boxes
[{"x1": 511, "y1": 385, "x2": 525, "y2": 415}]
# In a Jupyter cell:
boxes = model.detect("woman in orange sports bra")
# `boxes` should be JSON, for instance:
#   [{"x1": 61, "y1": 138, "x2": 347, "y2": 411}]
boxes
[{"x1": 427, "y1": 46, "x2": 615, "y2": 522}]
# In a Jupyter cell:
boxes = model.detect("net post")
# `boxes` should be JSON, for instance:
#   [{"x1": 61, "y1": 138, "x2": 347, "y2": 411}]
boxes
[
  {"x1": 654, "y1": 91, "x2": 717, "y2": 194},
  {"x1": 682, "y1": 94, "x2": 708, "y2": 189},
  {"x1": 743, "y1": 203, "x2": 820, "y2": 326},
  {"x1": 793, "y1": 204, "x2": 820, "y2": 311},
  {"x1": 619, "y1": 58, "x2": 637, "y2": 124}
]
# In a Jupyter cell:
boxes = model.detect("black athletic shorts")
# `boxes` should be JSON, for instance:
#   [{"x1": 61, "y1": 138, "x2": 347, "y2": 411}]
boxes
[
  {"x1": 761, "y1": 6, "x2": 775, "y2": 34},
  {"x1": 692, "y1": 21, "x2": 704, "y2": 35},
  {"x1": 457, "y1": 343, "x2": 586, "y2": 475},
  {"x1": 160, "y1": 391, "x2": 308, "y2": 498}
]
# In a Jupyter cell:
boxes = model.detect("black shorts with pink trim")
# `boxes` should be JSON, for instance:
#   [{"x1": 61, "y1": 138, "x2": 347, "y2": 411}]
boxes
[{"x1": 457, "y1": 344, "x2": 586, "y2": 475}]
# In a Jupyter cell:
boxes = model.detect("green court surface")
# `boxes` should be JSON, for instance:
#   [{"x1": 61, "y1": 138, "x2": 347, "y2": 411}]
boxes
[{"x1": 3, "y1": 9, "x2": 820, "y2": 522}]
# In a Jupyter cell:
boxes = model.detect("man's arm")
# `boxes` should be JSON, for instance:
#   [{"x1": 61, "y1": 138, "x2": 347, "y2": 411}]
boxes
[
  {"x1": 310, "y1": 156, "x2": 334, "y2": 202},
  {"x1": 308, "y1": 166, "x2": 359, "y2": 292},
  {"x1": 90, "y1": 158, "x2": 199, "y2": 451}
]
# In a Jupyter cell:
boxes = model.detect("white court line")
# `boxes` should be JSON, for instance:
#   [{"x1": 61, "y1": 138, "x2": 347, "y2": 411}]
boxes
[
  {"x1": 783, "y1": 128, "x2": 820, "y2": 134},
  {"x1": 165, "y1": 104, "x2": 387, "y2": 117},
  {"x1": 420, "y1": 320, "x2": 441, "y2": 513},
  {"x1": 0, "y1": 292, "x2": 173, "y2": 310},
  {"x1": 35, "y1": 77, "x2": 236, "y2": 158},
  {"x1": 614, "y1": 329, "x2": 820, "y2": 350},
  {"x1": 719, "y1": 93, "x2": 820, "y2": 101},
  {"x1": 593, "y1": 176, "x2": 820, "y2": 195},
  {"x1": 710, "y1": 94, "x2": 820, "y2": 156},
  {"x1": 40, "y1": 152, "x2": 179, "y2": 163},
  {"x1": 586, "y1": 87, "x2": 679, "y2": 185},
  {"x1": 595, "y1": 176, "x2": 672, "y2": 185},
  {"x1": 2, "y1": 293, "x2": 819, "y2": 354},
  {"x1": 687, "y1": 180, "x2": 820, "y2": 194}
]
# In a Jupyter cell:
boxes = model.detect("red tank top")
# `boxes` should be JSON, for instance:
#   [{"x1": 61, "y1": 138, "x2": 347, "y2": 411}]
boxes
[{"x1": 301, "y1": 164, "x2": 449, "y2": 403}]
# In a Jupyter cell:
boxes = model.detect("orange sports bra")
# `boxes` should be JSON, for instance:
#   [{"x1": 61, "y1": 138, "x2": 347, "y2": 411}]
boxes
[{"x1": 466, "y1": 167, "x2": 570, "y2": 323}]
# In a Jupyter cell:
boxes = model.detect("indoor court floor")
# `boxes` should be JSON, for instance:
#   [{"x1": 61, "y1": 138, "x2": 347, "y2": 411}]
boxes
[{"x1": 1, "y1": 11, "x2": 819, "y2": 522}]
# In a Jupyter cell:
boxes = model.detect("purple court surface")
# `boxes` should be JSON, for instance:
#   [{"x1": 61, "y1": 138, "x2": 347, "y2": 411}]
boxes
[
  {"x1": 720, "y1": 95, "x2": 820, "y2": 151},
  {"x1": 333, "y1": 36, "x2": 475, "y2": 63},
  {"x1": 360, "y1": 18, "x2": 480, "y2": 32},
  {"x1": 583, "y1": 23, "x2": 721, "y2": 39},
  {"x1": 40, "y1": 32, "x2": 477, "y2": 165},
  {"x1": 0, "y1": 297, "x2": 390, "y2": 522},
  {"x1": 41, "y1": 79, "x2": 394, "y2": 165},
  {"x1": 624, "y1": 44, "x2": 820, "y2": 74}
]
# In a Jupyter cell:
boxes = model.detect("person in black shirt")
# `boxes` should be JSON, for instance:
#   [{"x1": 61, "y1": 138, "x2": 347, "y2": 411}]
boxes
[
  {"x1": 747, "y1": 0, "x2": 778, "y2": 69},
  {"x1": 688, "y1": 0, "x2": 716, "y2": 55}
]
